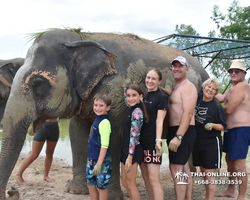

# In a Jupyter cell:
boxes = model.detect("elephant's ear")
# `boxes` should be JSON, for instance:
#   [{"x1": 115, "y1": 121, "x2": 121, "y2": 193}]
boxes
[
  {"x1": 64, "y1": 41, "x2": 117, "y2": 100},
  {"x1": 0, "y1": 63, "x2": 16, "y2": 87}
]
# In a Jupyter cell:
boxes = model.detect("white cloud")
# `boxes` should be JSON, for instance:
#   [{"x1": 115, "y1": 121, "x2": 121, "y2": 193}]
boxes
[{"x1": 1, "y1": 0, "x2": 249, "y2": 59}]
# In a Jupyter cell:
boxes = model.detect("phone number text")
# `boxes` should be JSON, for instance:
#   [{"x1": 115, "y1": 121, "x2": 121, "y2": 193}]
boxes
[{"x1": 194, "y1": 180, "x2": 242, "y2": 185}]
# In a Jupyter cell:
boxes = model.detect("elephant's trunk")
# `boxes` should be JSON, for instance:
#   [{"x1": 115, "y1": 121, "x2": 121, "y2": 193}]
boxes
[
  {"x1": 0, "y1": 83, "x2": 35, "y2": 199},
  {"x1": 0, "y1": 119, "x2": 31, "y2": 199}
]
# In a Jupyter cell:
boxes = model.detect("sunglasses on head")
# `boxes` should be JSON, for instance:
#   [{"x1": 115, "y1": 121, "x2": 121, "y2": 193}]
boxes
[{"x1": 228, "y1": 69, "x2": 241, "y2": 74}]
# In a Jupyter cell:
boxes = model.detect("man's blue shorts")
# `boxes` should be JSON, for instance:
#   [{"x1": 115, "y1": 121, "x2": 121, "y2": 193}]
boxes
[
  {"x1": 86, "y1": 155, "x2": 112, "y2": 190},
  {"x1": 223, "y1": 127, "x2": 250, "y2": 159}
]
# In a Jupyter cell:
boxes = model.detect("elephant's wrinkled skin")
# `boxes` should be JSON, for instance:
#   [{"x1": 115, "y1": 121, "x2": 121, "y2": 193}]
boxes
[
  {"x1": 0, "y1": 58, "x2": 24, "y2": 122},
  {"x1": 0, "y1": 29, "x2": 209, "y2": 199}
]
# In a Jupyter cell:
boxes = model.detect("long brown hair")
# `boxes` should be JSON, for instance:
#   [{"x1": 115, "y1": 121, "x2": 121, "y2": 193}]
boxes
[{"x1": 126, "y1": 83, "x2": 149, "y2": 123}]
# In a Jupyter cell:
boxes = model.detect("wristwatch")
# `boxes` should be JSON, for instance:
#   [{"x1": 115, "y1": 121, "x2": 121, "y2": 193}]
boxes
[{"x1": 175, "y1": 134, "x2": 183, "y2": 141}]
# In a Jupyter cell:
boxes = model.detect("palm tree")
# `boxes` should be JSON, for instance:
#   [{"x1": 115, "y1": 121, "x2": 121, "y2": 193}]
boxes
[
  {"x1": 182, "y1": 172, "x2": 190, "y2": 183},
  {"x1": 174, "y1": 170, "x2": 183, "y2": 182}
]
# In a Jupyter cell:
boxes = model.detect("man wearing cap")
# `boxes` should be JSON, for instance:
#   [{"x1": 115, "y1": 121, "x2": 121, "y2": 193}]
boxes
[
  {"x1": 167, "y1": 56, "x2": 197, "y2": 200},
  {"x1": 215, "y1": 59, "x2": 250, "y2": 199}
]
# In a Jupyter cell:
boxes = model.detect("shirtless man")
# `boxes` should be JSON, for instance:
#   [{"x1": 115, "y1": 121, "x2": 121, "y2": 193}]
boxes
[
  {"x1": 167, "y1": 56, "x2": 197, "y2": 200},
  {"x1": 215, "y1": 59, "x2": 250, "y2": 200}
]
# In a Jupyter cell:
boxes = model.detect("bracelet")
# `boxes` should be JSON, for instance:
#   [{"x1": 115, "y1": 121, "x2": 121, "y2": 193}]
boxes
[{"x1": 155, "y1": 139, "x2": 162, "y2": 141}]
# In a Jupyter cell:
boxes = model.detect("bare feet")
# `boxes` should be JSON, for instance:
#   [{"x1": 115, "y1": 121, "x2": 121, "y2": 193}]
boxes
[
  {"x1": 215, "y1": 190, "x2": 236, "y2": 198},
  {"x1": 44, "y1": 176, "x2": 53, "y2": 182},
  {"x1": 15, "y1": 174, "x2": 25, "y2": 184}
]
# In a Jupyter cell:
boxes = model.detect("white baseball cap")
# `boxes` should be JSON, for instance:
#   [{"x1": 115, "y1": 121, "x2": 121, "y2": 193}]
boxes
[{"x1": 171, "y1": 56, "x2": 188, "y2": 67}]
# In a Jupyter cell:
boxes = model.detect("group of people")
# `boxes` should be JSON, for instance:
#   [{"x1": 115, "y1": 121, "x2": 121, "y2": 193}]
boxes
[
  {"x1": 167, "y1": 57, "x2": 249, "y2": 200},
  {"x1": 85, "y1": 56, "x2": 250, "y2": 200},
  {"x1": 193, "y1": 58, "x2": 250, "y2": 200},
  {"x1": 85, "y1": 68, "x2": 168, "y2": 200},
  {"x1": 15, "y1": 56, "x2": 250, "y2": 200}
]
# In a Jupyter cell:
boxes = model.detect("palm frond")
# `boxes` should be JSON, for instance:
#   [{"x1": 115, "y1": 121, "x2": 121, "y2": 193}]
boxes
[
  {"x1": 24, "y1": 27, "x2": 85, "y2": 45},
  {"x1": 24, "y1": 28, "x2": 61, "y2": 45}
]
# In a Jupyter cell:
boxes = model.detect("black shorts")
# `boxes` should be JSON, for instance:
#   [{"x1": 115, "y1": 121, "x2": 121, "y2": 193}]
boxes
[
  {"x1": 140, "y1": 140, "x2": 162, "y2": 164},
  {"x1": 121, "y1": 144, "x2": 144, "y2": 165},
  {"x1": 193, "y1": 136, "x2": 222, "y2": 169},
  {"x1": 167, "y1": 126, "x2": 196, "y2": 165},
  {"x1": 33, "y1": 121, "x2": 59, "y2": 142}
]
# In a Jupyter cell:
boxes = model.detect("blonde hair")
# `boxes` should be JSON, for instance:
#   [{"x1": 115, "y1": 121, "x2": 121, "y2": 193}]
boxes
[{"x1": 202, "y1": 78, "x2": 221, "y2": 95}]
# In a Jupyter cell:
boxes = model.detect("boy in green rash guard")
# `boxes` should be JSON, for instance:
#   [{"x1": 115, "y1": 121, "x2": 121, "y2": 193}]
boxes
[{"x1": 86, "y1": 93, "x2": 112, "y2": 200}]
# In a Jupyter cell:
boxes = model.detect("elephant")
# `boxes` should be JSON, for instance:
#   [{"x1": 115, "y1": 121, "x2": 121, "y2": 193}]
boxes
[
  {"x1": 0, "y1": 58, "x2": 24, "y2": 122},
  {"x1": 0, "y1": 29, "x2": 209, "y2": 200}
]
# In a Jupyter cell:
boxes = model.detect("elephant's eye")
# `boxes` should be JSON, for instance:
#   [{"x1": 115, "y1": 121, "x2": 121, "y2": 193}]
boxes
[{"x1": 30, "y1": 76, "x2": 51, "y2": 99}]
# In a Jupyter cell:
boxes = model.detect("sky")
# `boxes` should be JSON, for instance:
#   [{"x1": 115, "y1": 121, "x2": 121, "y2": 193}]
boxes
[{"x1": 1, "y1": 0, "x2": 249, "y2": 59}]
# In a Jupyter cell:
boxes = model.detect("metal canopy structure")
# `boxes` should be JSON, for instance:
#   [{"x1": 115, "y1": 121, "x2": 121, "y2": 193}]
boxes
[{"x1": 153, "y1": 34, "x2": 250, "y2": 69}]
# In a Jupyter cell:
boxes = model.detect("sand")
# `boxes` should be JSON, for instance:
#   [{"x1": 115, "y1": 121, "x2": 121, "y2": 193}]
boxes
[{"x1": 5, "y1": 154, "x2": 250, "y2": 200}]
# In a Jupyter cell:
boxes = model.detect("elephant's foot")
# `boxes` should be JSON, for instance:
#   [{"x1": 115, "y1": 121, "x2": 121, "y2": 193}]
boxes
[
  {"x1": 7, "y1": 186, "x2": 19, "y2": 200},
  {"x1": 108, "y1": 187, "x2": 124, "y2": 200},
  {"x1": 65, "y1": 179, "x2": 89, "y2": 194}
]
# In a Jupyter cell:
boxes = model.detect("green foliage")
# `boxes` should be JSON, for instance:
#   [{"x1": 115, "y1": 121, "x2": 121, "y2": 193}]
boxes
[
  {"x1": 209, "y1": 59, "x2": 231, "y2": 88},
  {"x1": 208, "y1": 30, "x2": 216, "y2": 37},
  {"x1": 211, "y1": 5, "x2": 226, "y2": 30},
  {"x1": 175, "y1": 24, "x2": 200, "y2": 35},
  {"x1": 211, "y1": 0, "x2": 250, "y2": 40},
  {"x1": 209, "y1": 0, "x2": 250, "y2": 86},
  {"x1": 171, "y1": 24, "x2": 204, "y2": 64},
  {"x1": 172, "y1": 0, "x2": 250, "y2": 91},
  {"x1": 173, "y1": 24, "x2": 199, "y2": 51}
]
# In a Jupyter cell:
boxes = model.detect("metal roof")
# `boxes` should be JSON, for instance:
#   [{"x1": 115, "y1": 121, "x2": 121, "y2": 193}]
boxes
[{"x1": 153, "y1": 34, "x2": 250, "y2": 69}]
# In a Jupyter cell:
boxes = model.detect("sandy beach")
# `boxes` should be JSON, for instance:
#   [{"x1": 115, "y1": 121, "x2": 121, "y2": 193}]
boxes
[{"x1": 5, "y1": 154, "x2": 250, "y2": 200}]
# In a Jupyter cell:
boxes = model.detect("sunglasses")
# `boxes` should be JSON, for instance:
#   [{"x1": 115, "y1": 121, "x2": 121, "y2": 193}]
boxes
[{"x1": 228, "y1": 69, "x2": 242, "y2": 74}]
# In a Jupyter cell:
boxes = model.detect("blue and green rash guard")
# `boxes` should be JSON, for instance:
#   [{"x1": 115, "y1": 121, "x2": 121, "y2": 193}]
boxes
[{"x1": 87, "y1": 114, "x2": 111, "y2": 160}]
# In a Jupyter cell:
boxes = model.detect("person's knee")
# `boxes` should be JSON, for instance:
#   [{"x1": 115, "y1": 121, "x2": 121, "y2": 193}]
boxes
[
  {"x1": 183, "y1": 162, "x2": 191, "y2": 172},
  {"x1": 121, "y1": 177, "x2": 128, "y2": 189},
  {"x1": 126, "y1": 173, "x2": 136, "y2": 185},
  {"x1": 45, "y1": 147, "x2": 55, "y2": 156},
  {"x1": 126, "y1": 179, "x2": 137, "y2": 191},
  {"x1": 169, "y1": 169, "x2": 176, "y2": 178},
  {"x1": 169, "y1": 165, "x2": 175, "y2": 174},
  {"x1": 148, "y1": 176, "x2": 159, "y2": 187},
  {"x1": 141, "y1": 170, "x2": 149, "y2": 181},
  {"x1": 234, "y1": 160, "x2": 246, "y2": 172},
  {"x1": 87, "y1": 184, "x2": 97, "y2": 192},
  {"x1": 169, "y1": 164, "x2": 183, "y2": 177},
  {"x1": 29, "y1": 153, "x2": 39, "y2": 161},
  {"x1": 45, "y1": 151, "x2": 54, "y2": 158},
  {"x1": 205, "y1": 175, "x2": 215, "y2": 181}
]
